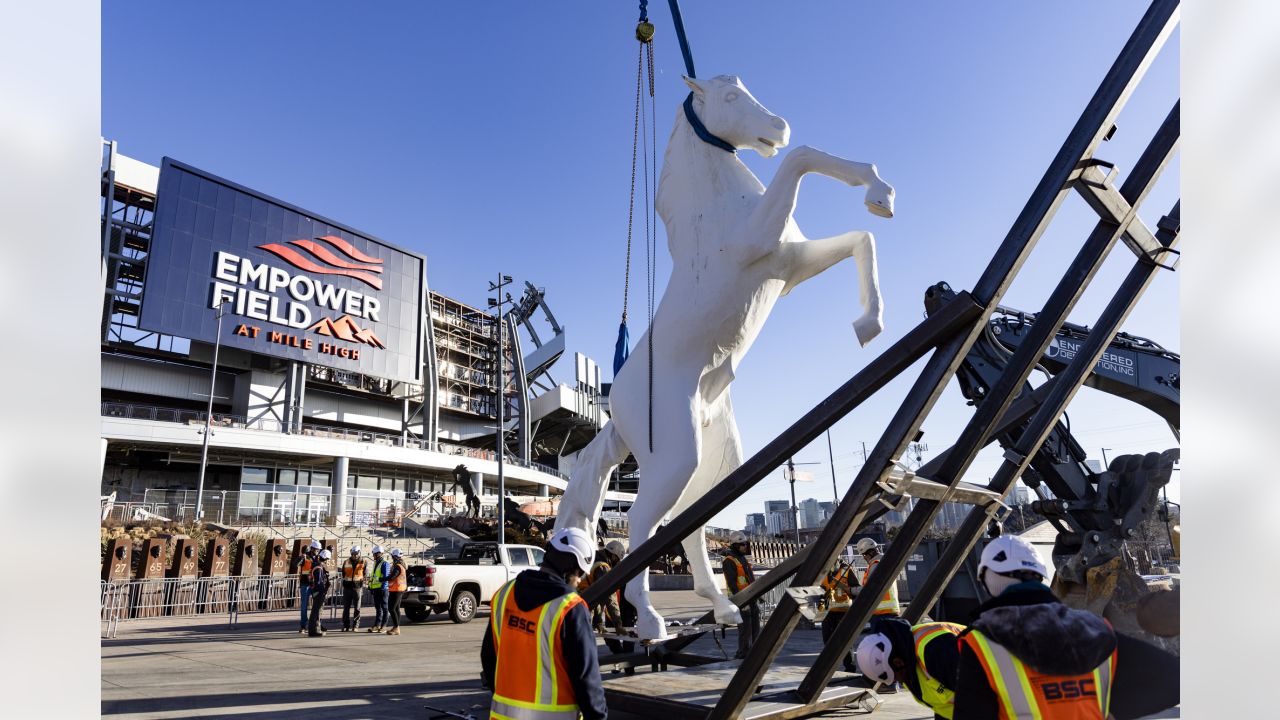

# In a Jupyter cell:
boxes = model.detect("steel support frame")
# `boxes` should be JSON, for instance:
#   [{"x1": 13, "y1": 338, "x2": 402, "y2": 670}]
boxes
[
  {"x1": 800, "y1": 97, "x2": 1180, "y2": 700},
  {"x1": 906, "y1": 199, "x2": 1179, "y2": 623},
  {"x1": 582, "y1": 2, "x2": 1178, "y2": 717}
]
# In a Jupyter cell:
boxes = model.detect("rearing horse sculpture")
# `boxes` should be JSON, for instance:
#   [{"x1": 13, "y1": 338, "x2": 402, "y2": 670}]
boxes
[{"x1": 555, "y1": 75, "x2": 895, "y2": 639}]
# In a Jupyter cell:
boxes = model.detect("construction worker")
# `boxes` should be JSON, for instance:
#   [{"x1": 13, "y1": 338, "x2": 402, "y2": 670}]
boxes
[
  {"x1": 340, "y1": 546, "x2": 368, "y2": 631},
  {"x1": 384, "y1": 547, "x2": 407, "y2": 635},
  {"x1": 307, "y1": 548, "x2": 332, "y2": 637},
  {"x1": 820, "y1": 552, "x2": 859, "y2": 672},
  {"x1": 722, "y1": 531, "x2": 758, "y2": 660},
  {"x1": 579, "y1": 540, "x2": 627, "y2": 635},
  {"x1": 855, "y1": 617, "x2": 964, "y2": 719},
  {"x1": 856, "y1": 537, "x2": 900, "y2": 618},
  {"x1": 953, "y1": 535, "x2": 1179, "y2": 719},
  {"x1": 366, "y1": 545, "x2": 390, "y2": 633},
  {"x1": 296, "y1": 539, "x2": 321, "y2": 634},
  {"x1": 481, "y1": 527, "x2": 607, "y2": 720}
]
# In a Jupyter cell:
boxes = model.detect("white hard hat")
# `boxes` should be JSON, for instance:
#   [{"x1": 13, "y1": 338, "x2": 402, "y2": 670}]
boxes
[
  {"x1": 855, "y1": 633, "x2": 895, "y2": 685},
  {"x1": 548, "y1": 527, "x2": 594, "y2": 574},
  {"x1": 318, "y1": 549, "x2": 332, "y2": 560},
  {"x1": 855, "y1": 538, "x2": 878, "y2": 555},
  {"x1": 390, "y1": 548, "x2": 402, "y2": 557},
  {"x1": 605, "y1": 539, "x2": 627, "y2": 559},
  {"x1": 372, "y1": 545, "x2": 384, "y2": 554},
  {"x1": 979, "y1": 535, "x2": 1047, "y2": 578},
  {"x1": 350, "y1": 546, "x2": 361, "y2": 555},
  {"x1": 309, "y1": 539, "x2": 323, "y2": 550},
  {"x1": 728, "y1": 531, "x2": 748, "y2": 545}
]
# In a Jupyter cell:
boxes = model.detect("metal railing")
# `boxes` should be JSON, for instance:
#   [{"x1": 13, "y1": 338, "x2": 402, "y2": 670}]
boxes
[
  {"x1": 101, "y1": 401, "x2": 569, "y2": 481},
  {"x1": 99, "y1": 574, "x2": 367, "y2": 638}
]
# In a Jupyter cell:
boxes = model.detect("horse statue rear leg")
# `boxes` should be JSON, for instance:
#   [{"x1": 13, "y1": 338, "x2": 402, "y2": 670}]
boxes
[{"x1": 670, "y1": 394, "x2": 744, "y2": 625}]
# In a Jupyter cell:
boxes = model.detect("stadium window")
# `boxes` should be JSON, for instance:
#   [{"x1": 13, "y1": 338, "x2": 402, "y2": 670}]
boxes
[
  {"x1": 242, "y1": 467, "x2": 270, "y2": 485},
  {"x1": 277, "y1": 470, "x2": 296, "y2": 486},
  {"x1": 311, "y1": 472, "x2": 330, "y2": 487}
]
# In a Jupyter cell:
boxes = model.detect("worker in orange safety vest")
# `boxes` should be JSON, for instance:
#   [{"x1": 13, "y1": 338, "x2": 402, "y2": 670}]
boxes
[
  {"x1": 721, "y1": 531, "x2": 758, "y2": 660},
  {"x1": 482, "y1": 527, "x2": 607, "y2": 720}
]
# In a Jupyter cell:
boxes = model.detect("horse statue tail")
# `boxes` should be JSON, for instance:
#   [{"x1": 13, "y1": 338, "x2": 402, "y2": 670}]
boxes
[{"x1": 553, "y1": 422, "x2": 629, "y2": 537}]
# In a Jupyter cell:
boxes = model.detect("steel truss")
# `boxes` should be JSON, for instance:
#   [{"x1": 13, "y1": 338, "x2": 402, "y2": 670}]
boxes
[{"x1": 580, "y1": 2, "x2": 1180, "y2": 717}]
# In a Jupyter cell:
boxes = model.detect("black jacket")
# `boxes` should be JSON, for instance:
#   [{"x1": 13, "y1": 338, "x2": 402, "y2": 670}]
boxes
[
  {"x1": 481, "y1": 569, "x2": 608, "y2": 720},
  {"x1": 954, "y1": 582, "x2": 1179, "y2": 720}
]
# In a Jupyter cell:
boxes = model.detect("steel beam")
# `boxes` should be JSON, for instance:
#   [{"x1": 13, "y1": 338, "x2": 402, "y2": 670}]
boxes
[
  {"x1": 798, "y1": 99, "x2": 1179, "y2": 701},
  {"x1": 579, "y1": 292, "x2": 981, "y2": 608},
  {"x1": 906, "y1": 200, "x2": 1179, "y2": 622}
]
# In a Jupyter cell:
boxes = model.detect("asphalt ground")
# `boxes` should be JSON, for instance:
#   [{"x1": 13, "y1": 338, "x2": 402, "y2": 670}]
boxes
[{"x1": 101, "y1": 590, "x2": 1178, "y2": 720}]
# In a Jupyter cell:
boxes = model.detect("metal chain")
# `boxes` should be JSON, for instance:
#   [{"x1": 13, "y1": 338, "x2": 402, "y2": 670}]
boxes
[
  {"x1": 645, "y1": 38, "x2": 657, "y2": 453},
  {"x1": 621, "y1": 42, "x2": 643, "y2": 325}
]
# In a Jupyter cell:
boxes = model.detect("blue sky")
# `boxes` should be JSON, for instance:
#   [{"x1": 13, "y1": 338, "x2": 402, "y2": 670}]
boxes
[{"x1": 104, "y1": 2, "x2": 1180, "y2": 529}]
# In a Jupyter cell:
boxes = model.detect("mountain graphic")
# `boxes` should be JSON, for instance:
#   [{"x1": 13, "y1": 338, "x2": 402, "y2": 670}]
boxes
[{"x1": 307, "y1": 315, "x2": 386, "y2": 348}]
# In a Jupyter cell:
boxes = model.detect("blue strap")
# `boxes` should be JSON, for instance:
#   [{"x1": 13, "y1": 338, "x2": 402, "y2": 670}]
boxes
[
  {"x1": 667, "y1": 0, "x2": 696, "y2": 79},
  {"x1": 683, "y1": 93, "x2": 736, "y2": 154},
  {"x1": 613, "y1": 321, "x2": 631, "y2": 376}
]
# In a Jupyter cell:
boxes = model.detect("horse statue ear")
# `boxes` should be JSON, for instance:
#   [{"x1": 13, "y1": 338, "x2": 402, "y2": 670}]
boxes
[{"x1": 682, "y1": 76, "x2": 705, "y2": 98}]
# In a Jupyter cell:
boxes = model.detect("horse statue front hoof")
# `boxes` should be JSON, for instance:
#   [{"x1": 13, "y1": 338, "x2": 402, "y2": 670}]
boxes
[{"x1": 865, "y1": 181, "x2": 896, "y2": 219}]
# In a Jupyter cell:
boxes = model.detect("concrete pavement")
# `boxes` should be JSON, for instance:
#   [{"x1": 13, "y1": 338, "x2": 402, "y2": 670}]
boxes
[{"x1": 102, "y1": 589, "x2": 1178, "y2": 719}]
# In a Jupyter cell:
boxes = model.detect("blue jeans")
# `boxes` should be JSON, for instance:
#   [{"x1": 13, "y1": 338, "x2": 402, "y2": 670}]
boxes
[
  {"x1": 370, "y1": 586, "x2": 388, "y2": 626},
  {"x1": 299, "y1": 584, "x2": 311, "y2": 629}
]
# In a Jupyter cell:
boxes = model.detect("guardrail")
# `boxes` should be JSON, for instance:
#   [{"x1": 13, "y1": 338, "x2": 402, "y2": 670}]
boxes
[
  {"x1": 101, "y1": 401, "x2": 569, "y2": 481},
  {"x1": 99, "y1": 575, "x2": 374, "y2": 638}
]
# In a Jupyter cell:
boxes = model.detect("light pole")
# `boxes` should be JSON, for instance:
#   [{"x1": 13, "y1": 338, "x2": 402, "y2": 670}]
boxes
[
  {"x1": 826, "y1": 430, "x2": 839, "y2": 504},
  {"x1": 195, "y1": 299, "x2": 231, "y2": 524},
  {"x1": 217, "y1": 491, "x2": 226, "y2": 524},
  {"x1": 489, "y1": 273, "x2": 513, "y2": 537},
  {"x1": 1100, "y1": 447, "x2": 1112, "y2": 469}
]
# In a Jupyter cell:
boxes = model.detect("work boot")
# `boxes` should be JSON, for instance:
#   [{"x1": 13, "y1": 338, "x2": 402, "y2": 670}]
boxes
[
  {"x1": 352, "y1": 620, "x2": 360, "y2": 631},
  {"x1": 298, "y1": 628, "x2": 306, "y2": 635},
  {"x1": 386, "y1": 627, "x2": 400, "y2": 636},
  {"x1": 368, "y1": 625, "x2": 381, "y2": 633}
]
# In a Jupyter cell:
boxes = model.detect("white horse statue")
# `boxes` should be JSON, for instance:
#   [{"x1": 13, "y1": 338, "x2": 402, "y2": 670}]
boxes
[{"x1": 555, "y1": 75, "x2": 895, "y2": 640}]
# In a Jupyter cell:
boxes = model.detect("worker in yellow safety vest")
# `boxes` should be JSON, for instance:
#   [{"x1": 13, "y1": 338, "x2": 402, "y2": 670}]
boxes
[
  {"x1": 855, "y1": 537, "x2": 900, "y2": 617},
  {"x1": 820, "y1": 554, "x2": 859, "y2": 672},
  {"x1": 856, "y1": 617, "x2": 964, "y2": 719},
  {"x1": 721, "y1": 531, "x2": 758, "y2": 660},
  {"x1": 482, "y1": 527, "x2": 607, "y2": 720},
  {"x1": 366, "y1": 545, "x2": 391, "y2": 633},
  {"x1": 953, "y1": 534, "x2": 1179, "y2": 719}
]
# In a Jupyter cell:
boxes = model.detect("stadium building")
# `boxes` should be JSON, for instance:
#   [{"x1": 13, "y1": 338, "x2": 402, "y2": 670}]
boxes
[{"x1": 99, "y1": 141, "x2": 629, "y2": 525}]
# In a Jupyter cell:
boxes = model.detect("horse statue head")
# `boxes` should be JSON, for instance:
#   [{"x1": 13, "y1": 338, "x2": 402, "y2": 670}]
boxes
[{"x1": 682, "y1": 75, "x2": 791, "y2": 158}]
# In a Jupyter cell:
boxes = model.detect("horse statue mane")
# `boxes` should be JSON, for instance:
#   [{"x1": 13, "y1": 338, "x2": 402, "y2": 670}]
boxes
[{"x1": 555, "y1": 74, "x2": 896, "y2": 639}]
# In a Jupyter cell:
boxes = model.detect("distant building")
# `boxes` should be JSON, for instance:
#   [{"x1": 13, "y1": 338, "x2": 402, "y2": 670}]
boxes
[
  {"x1": 799, "y1": 498, "x2": 822, "y2": 528},
  {"x1": 745, "y1": 512, "x2": 766, "y2": 536},
  {"x1": 764, "y1": 499, "x2": 795, "y2": 535},
  {"x1": 819, "y1": 501, "x2": 836, "y2": 524}
]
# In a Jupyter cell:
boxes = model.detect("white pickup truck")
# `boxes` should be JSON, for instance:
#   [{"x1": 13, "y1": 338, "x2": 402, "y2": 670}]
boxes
[{"x1": 402, "y1": 542, "x2": 546, "y2": 623}]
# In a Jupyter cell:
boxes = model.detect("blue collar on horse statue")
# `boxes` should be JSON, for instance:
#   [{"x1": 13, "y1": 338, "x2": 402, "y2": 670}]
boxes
[{"x1": 683, "y1": 92, "x2": 736, "y2": 154}]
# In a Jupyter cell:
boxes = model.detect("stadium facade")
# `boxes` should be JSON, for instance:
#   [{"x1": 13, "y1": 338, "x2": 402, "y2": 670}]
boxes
[{"x1": 99, "y1": 141, "x2": 628, "y2": 525}]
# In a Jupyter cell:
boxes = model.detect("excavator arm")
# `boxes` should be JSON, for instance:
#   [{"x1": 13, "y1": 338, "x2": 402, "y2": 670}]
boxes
[{"x1": 925, "y1": 282, "x2": 1180, "y2": 646}]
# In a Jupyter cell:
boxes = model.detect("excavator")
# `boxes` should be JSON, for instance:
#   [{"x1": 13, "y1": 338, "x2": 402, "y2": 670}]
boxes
[{"x1": 925, "y1": 282, "x2": 1180, "y2": 650}]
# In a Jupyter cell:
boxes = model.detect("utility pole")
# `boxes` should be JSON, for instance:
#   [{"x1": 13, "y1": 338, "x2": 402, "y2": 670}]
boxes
[
  {"x1": 489, "y1": 273, "x2": 514, "y2": 537},
  {"x1": 195, "y1": 299, "x2": 230, "y2": 524},
  {"x1": 786, "y1": 458, "x2": 801, "y2": 545},
  {"x1": 1100, "y1": 447, "x2": 1112, "y2": 469},
  {"x1": 826, "y1": 430, "x2": 838, "y2": 504}
]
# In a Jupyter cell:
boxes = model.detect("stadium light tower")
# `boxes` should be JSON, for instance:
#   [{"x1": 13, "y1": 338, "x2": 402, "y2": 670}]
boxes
[
  {"x1": 194, "y1": 299, "x2": 231, "y2": 523},
  {"x1": 489, "y1": 273, "x2": 514, "y2": 536}
]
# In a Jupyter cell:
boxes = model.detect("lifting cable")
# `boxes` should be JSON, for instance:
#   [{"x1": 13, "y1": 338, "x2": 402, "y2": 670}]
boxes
[{"x1": 615, "y1": 0, "x2": 697, "y2": 453}]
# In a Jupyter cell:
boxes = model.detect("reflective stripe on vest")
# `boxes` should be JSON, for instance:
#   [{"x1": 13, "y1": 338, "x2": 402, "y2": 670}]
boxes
[
  {"x1": 388, "y1": 562, "x2": 407, "y2": 592},
  {"x1": 368, "y1": 559, "x2": 386, "y2": 589},
  {"x1": 726, "y1": 557, "x2": 750, "y2": 593},
  {"x1": 490, "y1": 580, "x2": 585, "y2": 720},
  {"x1": 910, "y1": 622, "x2": 965, "y2": 719},
  {"x1": 862, "y1": 559, "x2": 900, "y2": 615},
  {"x1": 822, "y1": 567, "x2": 854, "y2": 610},
  {"x1": 962, "y1": 629, "x2": 1115, "y2": 719},
  {"x1": 343, "y1": 559, "x2": 366, "y2": 582}
]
